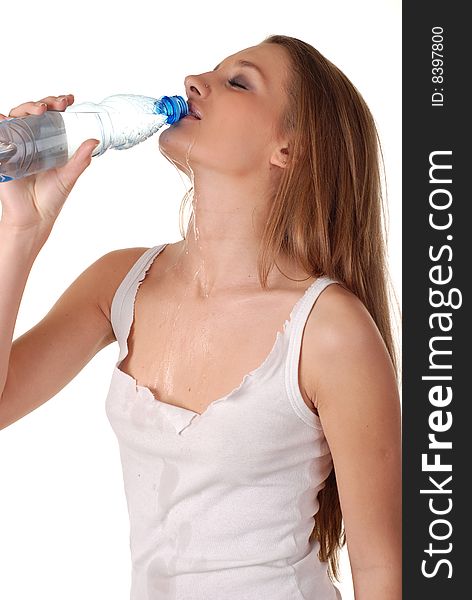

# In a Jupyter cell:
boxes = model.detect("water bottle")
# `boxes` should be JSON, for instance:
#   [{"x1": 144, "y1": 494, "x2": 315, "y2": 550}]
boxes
[{"x1": 0, "y1": 94, "x2": 189, "y2": 183}]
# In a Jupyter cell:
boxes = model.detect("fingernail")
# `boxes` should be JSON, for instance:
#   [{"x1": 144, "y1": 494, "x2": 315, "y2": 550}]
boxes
[{"x1": 36, "y1": 102, "x2": 47, "y2": 107}]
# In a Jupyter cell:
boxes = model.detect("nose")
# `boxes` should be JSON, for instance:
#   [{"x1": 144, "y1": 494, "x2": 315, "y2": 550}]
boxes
[{"x1": 184, "y1": 74, "x2": 210, "y2": 98}]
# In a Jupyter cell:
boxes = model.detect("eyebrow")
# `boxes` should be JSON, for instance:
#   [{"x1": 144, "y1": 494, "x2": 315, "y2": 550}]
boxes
[{"x1": 212, "y1": 59, "x2": 266, "y2": 81}]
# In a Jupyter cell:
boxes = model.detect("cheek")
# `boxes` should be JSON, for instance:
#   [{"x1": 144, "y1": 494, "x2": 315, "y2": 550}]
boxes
[{"x1": 203, "y1": 113, "x2": 273, "y2": 160}]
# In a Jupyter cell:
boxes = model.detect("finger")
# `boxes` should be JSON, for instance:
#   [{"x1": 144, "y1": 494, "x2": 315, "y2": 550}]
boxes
[
  {"x1": 8, "y1": 95, "x2": 74, "y2": 118},
  {"x1": 37, "y1": 94, "x2": 75, "y2": 110},
  {"x1": 8, "y1": 101, "x2": 49, "y2": 118}
]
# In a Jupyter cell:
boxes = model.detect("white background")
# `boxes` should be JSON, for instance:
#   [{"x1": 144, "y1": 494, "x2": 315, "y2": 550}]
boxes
[{"x1": 0, "y1": 1, "x2": 401, "y2": 598}]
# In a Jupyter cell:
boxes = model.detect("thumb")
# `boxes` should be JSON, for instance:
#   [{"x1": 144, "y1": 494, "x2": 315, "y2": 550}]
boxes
[
  {"x1": 72, "y1": 138, "x2": 101, "y2": 165},
  {"x1": 55, "y1": 139, "x2": 100, "y2": 188}
]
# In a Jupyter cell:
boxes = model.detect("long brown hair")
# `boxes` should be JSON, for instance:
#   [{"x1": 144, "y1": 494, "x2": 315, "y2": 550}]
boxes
[{"x1": 178, "y1": 35, "x2": 401, "y2": 582}]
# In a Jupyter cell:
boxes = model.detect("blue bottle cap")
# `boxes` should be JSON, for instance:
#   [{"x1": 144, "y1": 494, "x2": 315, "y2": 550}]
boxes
[{"x1": 154, "y1": 95, "x2": 189, "y2": 124}]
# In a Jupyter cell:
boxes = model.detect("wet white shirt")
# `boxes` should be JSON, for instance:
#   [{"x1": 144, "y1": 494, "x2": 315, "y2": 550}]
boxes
[{"x1": 105, "y1": 244, "x2": 342, "y2": 600}]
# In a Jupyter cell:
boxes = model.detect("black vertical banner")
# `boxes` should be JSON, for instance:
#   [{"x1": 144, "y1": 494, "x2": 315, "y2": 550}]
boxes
[{"x1": 403, "y1": 2, "x2": 469, "y2": 598}]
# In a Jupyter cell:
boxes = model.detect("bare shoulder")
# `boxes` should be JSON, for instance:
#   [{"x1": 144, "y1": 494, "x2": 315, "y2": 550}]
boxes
[
  {"x1": 306, "y1": 282, "x2": 382, "y2": 349},
  {"x1": 301, "y1": 281, "x2": 396, "y2": 408},
  {"x1": 94, "y1": 246, "x2": 153, "y2": 327}
]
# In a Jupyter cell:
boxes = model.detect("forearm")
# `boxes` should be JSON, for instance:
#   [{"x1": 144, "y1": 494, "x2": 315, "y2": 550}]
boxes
[{"x1": 0, "y1": 221, "x2": 49, "y2": 396}]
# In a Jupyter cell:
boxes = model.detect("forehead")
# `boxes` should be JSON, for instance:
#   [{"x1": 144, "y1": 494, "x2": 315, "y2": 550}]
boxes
[{"x1": 217, "y1": 43, "x2": 290, "y2": 87}]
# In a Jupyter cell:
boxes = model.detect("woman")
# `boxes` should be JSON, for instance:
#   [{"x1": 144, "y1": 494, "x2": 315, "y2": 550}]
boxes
[{"x1": 0, "y1": 35, "x2": 401, "y2": 599}]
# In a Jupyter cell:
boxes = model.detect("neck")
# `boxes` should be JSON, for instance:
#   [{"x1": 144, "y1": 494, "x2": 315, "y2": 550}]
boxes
[{"x1": 170, "y1": 174, "x2": 310, "y2": 297}]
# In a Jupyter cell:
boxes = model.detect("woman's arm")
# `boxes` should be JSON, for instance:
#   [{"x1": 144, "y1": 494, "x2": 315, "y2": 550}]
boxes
[
  {"x1": 301, "y1": 284, "x2": 401, "y2": 600},
  {"x1": 0, "y1": 240, "x2": 150, "y2": 430}
]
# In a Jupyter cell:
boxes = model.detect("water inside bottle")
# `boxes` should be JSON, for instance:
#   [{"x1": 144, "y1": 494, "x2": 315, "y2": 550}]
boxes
[
  {"x1": 0, "y1": 140, "x2": 16, "y2": 161},
  {"x1": 0, "y1": 141, "x2": 17, "y2": 181},
  {"x1": 0, "y1": 112, "x2": 69, "y2": 181}
]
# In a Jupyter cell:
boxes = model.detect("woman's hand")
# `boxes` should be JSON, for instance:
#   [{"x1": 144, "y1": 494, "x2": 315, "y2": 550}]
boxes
[{"x1": 0, "y1": 94, "x2": 99, "y2": 233}]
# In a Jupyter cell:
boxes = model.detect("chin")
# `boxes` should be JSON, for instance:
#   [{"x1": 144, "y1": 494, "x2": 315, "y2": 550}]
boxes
[{"x1": 159, "y1": 134, "x2": 198, "y2": 178}]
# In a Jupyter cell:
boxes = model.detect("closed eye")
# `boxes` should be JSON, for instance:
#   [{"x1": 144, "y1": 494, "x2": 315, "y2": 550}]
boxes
[{"x1": 228, "y1": 78, "x2": 247, "y2": 90}]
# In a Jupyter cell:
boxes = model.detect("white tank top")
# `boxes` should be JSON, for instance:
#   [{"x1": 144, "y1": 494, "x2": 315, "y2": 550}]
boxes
[{"x1": 105, "y1": 244, "x2": 343, "y2": 600}]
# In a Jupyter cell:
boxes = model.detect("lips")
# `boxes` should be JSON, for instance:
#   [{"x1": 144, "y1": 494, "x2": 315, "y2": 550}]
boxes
[{"x1": 187, "y1": 100, "x2": 202, "y2": 120}]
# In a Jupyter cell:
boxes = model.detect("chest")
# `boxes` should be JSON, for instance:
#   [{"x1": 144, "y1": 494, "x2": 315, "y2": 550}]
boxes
[{"x1": 117, "y1": 278, "x2": 318, "y2": 417}]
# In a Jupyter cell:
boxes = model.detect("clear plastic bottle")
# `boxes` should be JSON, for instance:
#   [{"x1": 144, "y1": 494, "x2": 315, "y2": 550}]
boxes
[{"x1": 0, "y1": 94, "x2": 188, "y2": 183}]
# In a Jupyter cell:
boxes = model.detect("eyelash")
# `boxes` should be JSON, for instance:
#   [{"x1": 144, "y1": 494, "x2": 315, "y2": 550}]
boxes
[{"x1": 228, "y1": 78, "x2": 247, "y2": 90}]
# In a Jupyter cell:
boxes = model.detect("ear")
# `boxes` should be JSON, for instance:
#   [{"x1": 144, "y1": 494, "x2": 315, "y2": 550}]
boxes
[{"x1": 270, "y1": 144, "x2": 290, "y2": 169}]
